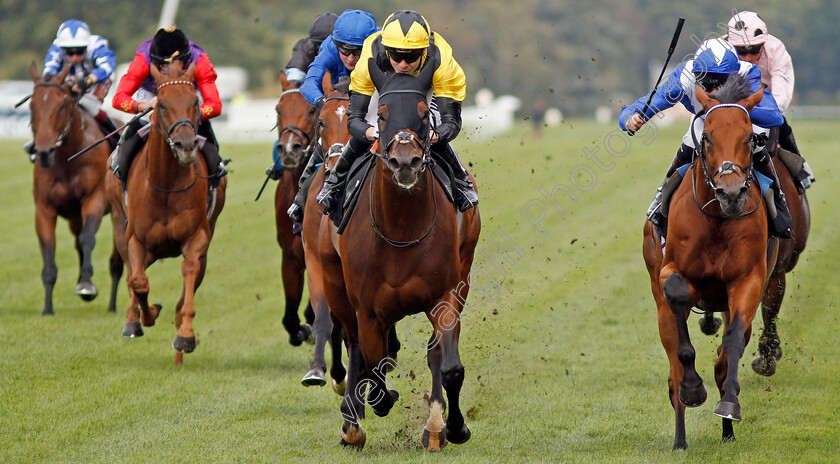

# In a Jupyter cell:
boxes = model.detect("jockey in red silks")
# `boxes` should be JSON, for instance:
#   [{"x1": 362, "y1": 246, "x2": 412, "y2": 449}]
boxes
[{"x1": 111, "y1": 26, "x2": 227, "y2": 188}]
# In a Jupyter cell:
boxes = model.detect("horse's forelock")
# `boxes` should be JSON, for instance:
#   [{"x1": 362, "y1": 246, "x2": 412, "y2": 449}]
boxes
[{"x1": 709, "y1": 74, "x2": 752, "y2": 104}]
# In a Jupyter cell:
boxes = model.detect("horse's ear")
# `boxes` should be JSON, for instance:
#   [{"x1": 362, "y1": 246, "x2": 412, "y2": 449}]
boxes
[
  {"x1": 280, "y1": 72, "x2": 291, "y2": 90},
  {"x1": 740, "y1": 87, "x2": 764, "y2": 112},
  {"x1": 377, "y1": 104, "x2": 389, "y2": 132},
  {"x1": 322, "y1": 71, "x2": 334, "y2": 95},
  {"x1": 56, "y1": 64, "x2": 71, "y2": 83},
  {"x1": 150, "y1": 62, "x2": 162, "y2": 83},
  {"x1": 417, "y1": 53, "x2": 436, "y2": 91},
  {"x1": 694, "y1": 84, "x2": 716, "y2": 113},
  {"x1": 29, "y1": 61, "x2": 40, "y2": 81},
  {"x1": 184, "y1": 61, "x2": 196, "y2": 81},
  {"x1": 369, "y1": 59, "x2": 387, "y2": 91},
  {"x1": 417, "y1": 100, "x2": 429, "y2": 124}
]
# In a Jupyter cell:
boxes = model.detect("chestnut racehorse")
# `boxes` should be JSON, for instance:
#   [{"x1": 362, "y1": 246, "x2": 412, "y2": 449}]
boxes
[
  {"x1": 273, "y1": 73, "x2": 317, "y2": 346},
  {"x1": 27, "y1": 63, "x2": 122, "y2": 315},
  {"x1": 106, "y1": 61, "x2": 226, "y2": 364},
  {"x1": 643, "y1": 76, "x2": 804, "y2": 449},
  {"x1": 307, "y1": 63, "x2": 481, "y2": 450}
]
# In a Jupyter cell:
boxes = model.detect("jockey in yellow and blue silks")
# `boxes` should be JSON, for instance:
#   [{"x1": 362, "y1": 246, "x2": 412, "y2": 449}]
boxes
[
  {"x1": 619, "y1": 38, "x2": 790, "y2": 238},
  {"x1": 315, "y1": 9, "x2": 478, "y2": 215},
  {"x1": 25, "y1": 20, "x2": 119, "y2": 157},
  {"x1": 286, "y1": 9, "x2": 379, "y2": 232}
]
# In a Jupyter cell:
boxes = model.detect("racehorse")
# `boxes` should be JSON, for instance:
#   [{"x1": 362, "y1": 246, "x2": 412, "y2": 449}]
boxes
[
  {"x1": 273, "y1": 72, "x2": 317, "y2": 346},
  {"x1": 27, "y1": 62, "x2": 122, "y2": 315},
  {"x1": 642, "y1": 76, "x2": 798, "y2": 449},
  {"x1": 306, "y1": 62, "x2": 481, "y2": 450},
  {"x1": 106, "y1": 60, "x2": 226, "y2": 364}
]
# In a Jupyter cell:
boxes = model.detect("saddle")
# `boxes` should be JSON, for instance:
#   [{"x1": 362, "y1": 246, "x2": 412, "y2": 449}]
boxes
[{"x1": 329, "y1": 151, "x2": 456, "y2": 234}]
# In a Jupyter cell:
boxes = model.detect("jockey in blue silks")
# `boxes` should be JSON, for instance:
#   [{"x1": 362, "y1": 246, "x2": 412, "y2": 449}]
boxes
[
  {"x1": 26, "y1": 20, "x2": 119, "y2": 157},
  {"x1": 619, "y1": 38, "x2": 791, "y2": 238},
  {"x1": 287, "y1": 9, "x2": 379, "y2": 234}
]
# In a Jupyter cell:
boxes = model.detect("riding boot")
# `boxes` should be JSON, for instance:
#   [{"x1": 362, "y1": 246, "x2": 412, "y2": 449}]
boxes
[
  {"x1": 200, "y1": 141, "x2": 227, "y2": 189},
  {"x1": 754, "y1": 148, "x2": 792, "y2": 238},
  {"x1": 434, "y1": 142, "x2": 478, "y2": 212},
  {"x1": 95, "y1": 110, "x2": 120, "y2": 150},
  {"x1": 647, "y1": 143, "x2": 694, "y2": 227},
  {"x1": 287, "y1": 145, "x2": 325, "y2": 236},
  {"x1": 316, "y1": 138, "x2": 366, "y2": 214},
  {"x1": 779, "y1": 118, "x2": 814, "y2": 189},
  {"x1": 114, "y1": 120, "x2": 145, "y2": 191}
]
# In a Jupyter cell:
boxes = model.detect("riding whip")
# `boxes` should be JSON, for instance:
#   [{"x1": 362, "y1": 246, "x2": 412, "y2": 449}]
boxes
[
  {"x1": 628, "y1": 17, "x2": 685, "y2": 136},
  {"x1": 69, "y1": 107, "x2": 153, "y2": 161}
]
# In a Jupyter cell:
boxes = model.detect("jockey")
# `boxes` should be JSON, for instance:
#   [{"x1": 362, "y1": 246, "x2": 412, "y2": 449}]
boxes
[
  {"x1": 25, "y1": 20, "x2": 118, "y2": 158},
  {"x1": 725, "y1": 11, "x2": 814, "y2": 190},
  {"x1": 286, "y1": 9, "x2": 378, "y2": 232},
  {"x1": 316, "y1": 9, "x2": 478, "y2": 215},
  {"x1": 284, "y1": 13, "x2": 338, "y2": 84},
  {"x1": 619, "y1": 38, "x2": 791, "y2": 238},
  {"x1": 111, "y1": 26, "x2": 227, "y2": 189}
]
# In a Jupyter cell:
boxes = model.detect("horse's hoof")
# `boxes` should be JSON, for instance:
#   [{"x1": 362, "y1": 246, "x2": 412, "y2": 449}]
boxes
[
  {"x1": 714, "y1": 401, "x2": 742, "y2": 421},
  {"x1": 42, "y1": 308, "x2": 54, "y2": 316},
  {"x1": 383, "y1": 355, "x2": 398, "y2": 373},
  {"x1": 422, "y1": 426, "x2": 448, "y2": 451},
  {"x1": 446, "y1": 423, "x2": 472, "y2": 445},
  {"x1": 141, "y1": 304, "x2": 162, "y2": 326},
  {"x1": 75, "y1": 282, "x2": 98, "y2": 301},
  {"x1": 301, "y1": 323, "x2": 314, "y2": 345},
  {"x1": 372, "y1": 390, "x2": 399, "y2": 417},
  {"x1": 301, "y1": 368, "x2": 327, "y2": 387},
  {"x1": 173, "y1": 335, "x2": 196, "y2": 353},
  {"x1": 752, "y1": 355, "x2": 777, "y2": 376},
  {"x1": 339, "y1": 425, "x2": 366, "y2": 449},
  {"x1": 698, "y1": 314, "x2": 722, "y2": 335},
  {"x1": 332, "y1": 375, "x2": 348, "y2": 396},
  {"x1": 679, "y1": 380, "x2": 707, "y2": 408},
  {"x1": 122, "y1": 322, "x2": 144, "y2": 338}
]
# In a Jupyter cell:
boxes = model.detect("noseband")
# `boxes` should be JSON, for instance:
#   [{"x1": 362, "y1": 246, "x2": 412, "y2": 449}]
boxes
[
  {"x1": 151, "y1": 80, "x2": 200, "y2": 155},
  {"x1": 690, "y1": 104, "x2": 762, "y2": 220},
  {"x1": 275, "y1": 88, "x2": 320, "y2": 169},
  {"x1": 33, "y1": 82, "x2": 76, "y2": 150}
]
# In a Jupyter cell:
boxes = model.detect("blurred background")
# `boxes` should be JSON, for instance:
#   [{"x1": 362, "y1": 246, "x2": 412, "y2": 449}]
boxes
[{"x1": 1, "y1": 0, "x2": 838, "y2": 141}]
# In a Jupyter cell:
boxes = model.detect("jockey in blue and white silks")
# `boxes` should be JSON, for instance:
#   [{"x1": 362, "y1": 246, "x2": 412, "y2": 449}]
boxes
[{"x1": 619, "y1": 38, "x2": 791, "y2": 238}]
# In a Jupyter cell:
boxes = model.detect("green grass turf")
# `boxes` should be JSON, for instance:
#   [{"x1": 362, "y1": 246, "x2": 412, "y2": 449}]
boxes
[{"x1": 0, "y1": 119, "x2": 838, "y2": 463}]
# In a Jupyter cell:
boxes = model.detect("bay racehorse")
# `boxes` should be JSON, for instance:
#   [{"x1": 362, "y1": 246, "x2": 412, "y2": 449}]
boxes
[
  {"x1": 27, "y1": 62, "x2": 122, "y2": 315},
  {"x1": 106, "y1": 60, "x2": 226, "y2": 364},
  {"x1": 643, "y1": 77, "x2": 795, "y2": 448},
  {"x1": 273, "y1": 72, "x2": 317, "y2": 346},
  {"x1": 308, "y1": 63, "x2": 481, "y2": 450}
]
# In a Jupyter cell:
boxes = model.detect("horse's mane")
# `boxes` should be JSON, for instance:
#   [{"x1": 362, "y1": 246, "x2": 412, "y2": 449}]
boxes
[
  {"x1": 334, "y1": 76, "x2": 351, "y2": 94},
  {"x1": 709, "y1": 74, "x2": 752, "y2": 104}
]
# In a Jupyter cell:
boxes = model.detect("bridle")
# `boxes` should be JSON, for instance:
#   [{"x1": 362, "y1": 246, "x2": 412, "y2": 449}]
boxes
[
  {"x1": 146, "y1": 79, "x2": 201, "y2": 193},
  {"x1": 32, "y1": 81, "x2": 77, "y2": 150},
  {"x1": 275, "y1": 88, "x2": 318, "y2": 170},
  {"x1": 689, "y1": 103, "x2": 762, "y2": 220}
]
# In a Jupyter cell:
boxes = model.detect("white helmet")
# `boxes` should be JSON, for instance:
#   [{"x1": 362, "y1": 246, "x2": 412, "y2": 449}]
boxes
[
  {"x1": 55, "y1": 20, "x2": 91, "y2": 48},
  {"x1": 726, "y1": 11, "x2": 768, "y2": 47}
]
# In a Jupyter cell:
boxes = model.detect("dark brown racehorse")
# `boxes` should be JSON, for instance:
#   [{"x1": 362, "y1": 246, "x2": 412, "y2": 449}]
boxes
[
  {"x1": 106, "y1": 60, "x2": 226, "y2": 364},
  {"x1": 643, "y1": 77, "x2": 803, "y2": 448},
  {"x1": 307, "y1": 64, "x2": 481, "y2": 450},
  {"x1": 27, "y1": 62, "x2": 122, "y2": 315},
  {"x1": 273, "y1": 72, "x2": 317, "y2": 346}
]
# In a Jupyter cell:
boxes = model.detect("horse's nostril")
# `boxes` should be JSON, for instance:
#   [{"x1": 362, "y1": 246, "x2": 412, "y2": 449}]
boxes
[
  {"x1": 387, "y1": 158, "x2": 400, "y2": 172},
  {"x1": 410, "y1": 156, "x2": 423, "y2": 170}
]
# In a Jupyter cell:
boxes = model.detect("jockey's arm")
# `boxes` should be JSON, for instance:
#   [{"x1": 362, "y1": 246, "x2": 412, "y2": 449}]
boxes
[
  {"x1": 112, "y1": 54, "x2": 148, "y2": 113},
  {"x1": 744, "y1": 66, "x2": 783, "y2": 128},
  {"x1": 194, "y1": 54, "x2": 222, "y2": 119},
  {"x1": 434, "y1": 97, "x2": 462, "y2": 143},
  {"x1": 348, "y1": 91, "x2": 375, "y2": 141},
  {"x1": 300, "y1": 46, "x2": 336, "y2": 106},
  {"x1": 88, "y1": 37, "x2": 116, "y2": 84},
  {"x1": 618, "y1": 66, "x2": 686, "y2": 132},
  {"x1": 43, "y1": 44, "x2": 64, "y2": 78}
]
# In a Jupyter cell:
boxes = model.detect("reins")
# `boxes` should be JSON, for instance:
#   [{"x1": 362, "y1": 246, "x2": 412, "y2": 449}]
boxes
[
  {"x1": 145, "y1": 79, "x2": 202, "y2": 193},
  {"x1": 32, "y1": 82, "x2": 77, "y2": 151}
]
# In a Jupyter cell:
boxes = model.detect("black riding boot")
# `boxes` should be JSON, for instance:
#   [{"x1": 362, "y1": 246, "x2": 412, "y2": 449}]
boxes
[
  {"x1": 95, "y1": 111, "x2": 120, "y2": 150},
  {"x1": 316, "y1": 137, "x2": 367, "y2": 214},
  {"x1": 198, "y1": 120, "x2": 227, "y2": 188},
  {"x1": 754, "y1": 148, "x2": 792, "y2": 238},
  {"x1": 779, "y1": 118, "x2": 814, "y2": 189},
  {"x1": 647, "y1": 143, "x2": 694, "y2": 228},
  {"x1": 114, "y1": 119, "x2": 146, "y2": 190},
  {"x1": 288, "y1": 145, "x2": 325, "y2": 235},
  {"x1": 434, "y1": 142, "x2": 478, "y2": 212}
]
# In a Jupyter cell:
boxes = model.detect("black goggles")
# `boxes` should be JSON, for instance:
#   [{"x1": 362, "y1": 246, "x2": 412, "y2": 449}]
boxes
[
  {"x1": 63, "y1": 47, "x2": 86, "y2": 56},
  {"x1": 734, "y1": 44, "x2": 763, "y2": 56},
  {"x1": 333, "y1": 40, "x2": 362, "y2": 57},
  {"x1": 385, "y1": 47, "x2": 424, "y2": 64}
]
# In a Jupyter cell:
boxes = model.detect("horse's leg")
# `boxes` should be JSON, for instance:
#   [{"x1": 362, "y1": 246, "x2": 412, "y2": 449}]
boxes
[
  {"x1": 35, "y1": 205, "x2": 58, "y2": 316},
  {"x1": 656, "y1": 295, "x2": 689, "y2": 450},
  {"x1": 281, "y1": 248, "x2": 310, "y2": 346},
  {"x1": 423, "y1": 330, "x2": 448, "y2": 451},
  {"x1": 173, "y1": 229, "x2": 211, "y2": 355},
  {"x1": 301, "y1": 279, "x2": 332, "y2": 387},
  {"x1": 304, "y1": 301, "x2": 315, "y2": 325},
  {"x1": 329, "y1": 315, "x2": 347, "y2": 395},
  {"x1": 74, "y1": 195, "x2": 106, "y2": 300},
  {"x1": 753, "y1": 273, "x2": 785, "y2": 376},
  {"x1": 714, "y1": 274, "x2": 762, "y2": 440},
  {"x1": 356, "y1": 313, "x2": 399, "y2": 419},
  {"x1": 387, "y1": 325, "x2": 401, "y2": 364},
  {"x1": 428, "y1": 295, "x2": 471, "y2": 447},
  {"x1": 126, "y1": 236, "x2": 159, "y2": 327},
  {"x1": 106, "y1": 241, "x2": 124, "y2": 313},
  {"x1": 661, "y1": 271, "x2": 706, "y2": 410}
]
